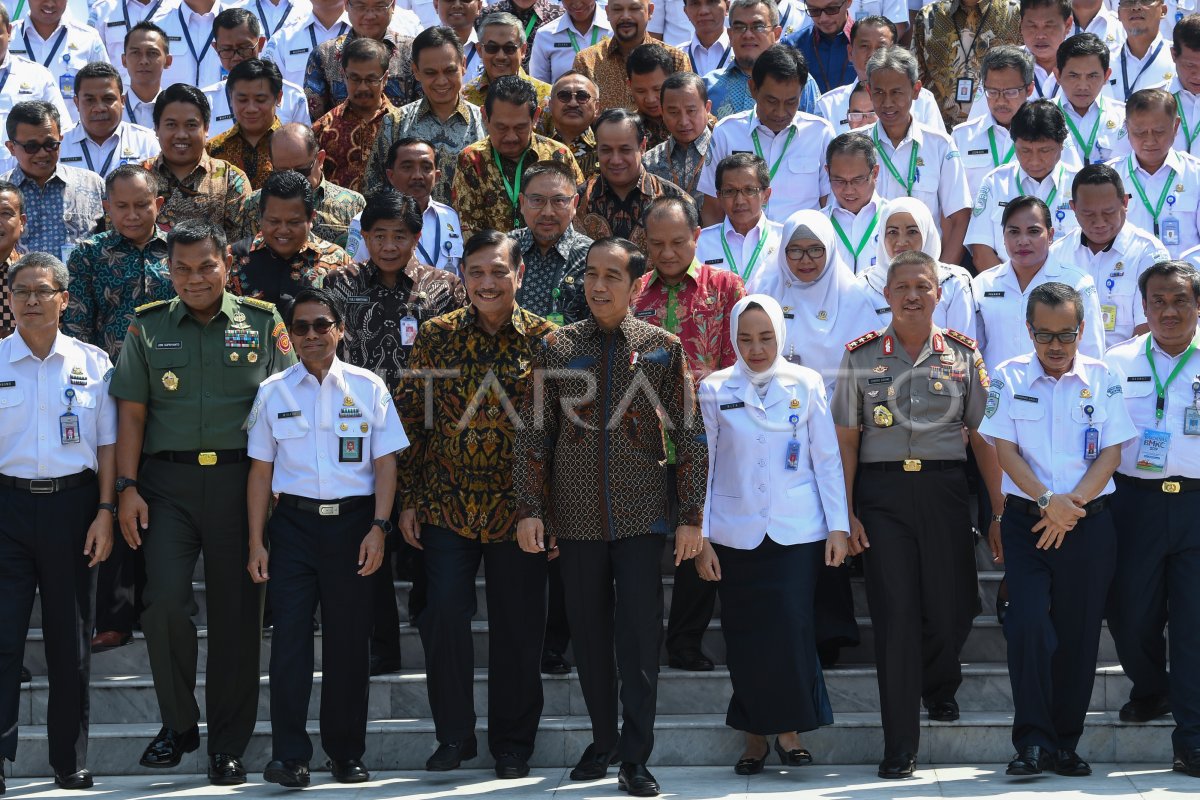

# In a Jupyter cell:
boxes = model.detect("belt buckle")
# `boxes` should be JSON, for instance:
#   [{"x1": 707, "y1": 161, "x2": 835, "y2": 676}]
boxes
[
  {"x1": 1163, "y1": 480, "x2": 1181, "y2": 494},
  {"x1": 28, "y1": 478, "x2": 55, "y2": 494},
  {"x1": 197, "y1": 452, "x2": 218, "y2": 466},
  {"x1": 317, "y1": 503, "x2": 340, "y2": 516},
  {"x1": 902, "y1": 459, "x2": 922, "y2": 472}
]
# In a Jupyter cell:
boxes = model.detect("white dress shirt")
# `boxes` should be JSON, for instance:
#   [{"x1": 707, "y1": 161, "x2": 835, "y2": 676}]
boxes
[
  {"x1": 8, "y1": 17, "x2": 110, "y2": 123},
  {"x1": 648, "y1": 0, "x2": 694, "y2": 46},
  {"x1": 398, "y1": 0, "x2": 441, "y2": 29},
  {"x1": 979, "y1": 352, "x2": 1137, "y2": 499},
  {"x1": 965, "y1": 161, "x2": 1080, "y2": 255},
  {"x1": 259, "y1": 10, "x2": 351, "y2": 88},
  {"x1": 854, "y1": 0, "x2": 910, "y2": 23},
  {"x1": 0, "y1": 332, "x2": 117, "y2": 480},
  {"x1": 952, "y1": 111, "x2": 1016, "y2": 201},
  {"x1": 1072, "y1": 8, "x2": 1125, "y2": 54},
  {"x1": 1161, "y1": 0, "x2": 1195, "y2": 40},
  {"x1": 150, "y1": 0, "x2": 229, "y2": 92},
  {"x1": 1109, "y1": 36, "x2": 1175, "y2": 101},
  {"x1": 1105, "y1": 149, "x2": 1200, "y2": 258},
  {"x1": 246, "y1": 359, "x2": 408, "y2": 499},
  {"x1": 123, "y1": 89, "x2": 161, "y2": 129},
  {"x1": 816, "y1": 81, "x2": 946, "y2": 136},
  {"x1": 699, "y1": 109, "x2": 834, "y2": 223},
  {"x1": 58, "y1": 121, "x2": 162, "y2": 178},
  {"x1": 1169, "y1": 79, "x2": 1200, "y2": 158},
  {"x1": 203, "y1": 77, "x2": 310, "y2": 136},
  {"x1": 971, "y1": 258, "x2": 1106, "y2": 368},
  {"x1": 89, "y1": 0, "x2": 170, "y2": 83},
  {"x1": 0, "y1": 54, "x2": 71, "y2": 133},
  {"x1": 680, "y1": 31, "x2": 732, "y2": 78},
  {"x1": 1057, "y1": 96, "x2": 1131, "y2": 170},
  {"x1": 859, "y1": 262, "x2": 978, "y2": 341},
  {"x1": 869, "y1": 120, "x2": 973, "y2": 223},
  {"x1": 345, "y1": 199, "x2": 464, "y2": 274},
  {"x1": 822, "y1": 194, "x2": 885, "y2": 275},
  {"x1": 694, "y1": 215, "x2": 783, "y2": 285},
  {"x1": 529, "y1": 9, "x2": 614, "y2": 85},
  {"x1": 1049, "y1": 224, "x2": 1170, "y2": 348},
  {"x1": 699, "y1": 362, "x2": 849, "y2": 547},
  {"x1": 1107, "y1": 332, "x2": 1200, "y2": 478},
  {"x1": 244, "y1": 0, "x2": 312, "y2": 39}
]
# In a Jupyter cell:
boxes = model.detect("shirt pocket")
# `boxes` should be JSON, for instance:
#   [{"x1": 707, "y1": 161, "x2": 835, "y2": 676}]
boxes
[
  {"x1": 711, "y1": 454, "x2": 742, "y2": 499},
  {"x1": 222, "y1": 344, "x2": 269, "y2": 394},
  {"x1": 1006, "y1": 395, "x2": 1045, "y2": 439},
  {"x1": 148, "y1": 348, "x2": 191, "y2": 398},
  {"x1": 1121, "y1": 377, "x2": 1155, "y2": 401},
  {"x1": 0, "y1": 382, "x2": 27, "y2": 436},
  {"x1": 1071, "y1": 400, "x2": 1109, "y2": 436},
  {"x1": 274, "y1": 416, "x2": 311, "y2": 441},
  {"x1": 785, "y1": 156, "x2": 822, "y2": 200},
  {"x1": 925, "y1": 373, "x2": 967, "y2": 423},
  {"x1": 334, "y1": 421, "x2": 370, "y2": 463}
]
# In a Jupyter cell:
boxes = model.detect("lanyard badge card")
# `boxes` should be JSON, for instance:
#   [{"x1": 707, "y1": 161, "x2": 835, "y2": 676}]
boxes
[
  {"x1": 1083, "y1": 404, "x2": 1100, "y2": 461},
  {"x1": 785, "y1": 413, "x2": 801, "y2": 471},
  {"x1": 60, "y1": 388, "x2": 81, "y2": 445},
  {"x1": 1185, "y1": 380, "x2": 1200, "y2": 435},
  {"x1": 1162, "y1": 194, "x2": 1181, "y2": 246}
]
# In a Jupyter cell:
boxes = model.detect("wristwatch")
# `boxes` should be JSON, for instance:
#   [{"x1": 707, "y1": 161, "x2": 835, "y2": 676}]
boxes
[
  {"x1": 98, "y1": 502, "x2": 118, "y2": 517},
  {"x1": 115, "y1": 477, "x2": 138, "y2": 493},
  {"x1": 991, "y1": 514, "x2": 1003, "y2": 523},
  {"x1": 1037, "y1": 490, "x2": 1054, "y2": 510},
  {"x1": 372, "y1": 518, "x2": 394, "y2": 534}
]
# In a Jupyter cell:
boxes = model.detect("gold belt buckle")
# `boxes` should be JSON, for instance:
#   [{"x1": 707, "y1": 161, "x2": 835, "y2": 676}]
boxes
[
  {"x1": 1163, "y1": 480, "x2": 1181, "y2": 494},
  {"x1": 197, "y1": 451, "x2": 218, "y2": 466},
  {"x1": 903, "y1": 459, "x2": 922, "y2": 472},
  {"x1": 318, "y1": 503, "x2": 340, "y2": 516}
]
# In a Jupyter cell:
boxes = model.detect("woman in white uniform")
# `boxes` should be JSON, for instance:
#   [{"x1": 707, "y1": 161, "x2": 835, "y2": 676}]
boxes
[{"x1": 696, "y1": 294, "x2": 849, "y2": 774}]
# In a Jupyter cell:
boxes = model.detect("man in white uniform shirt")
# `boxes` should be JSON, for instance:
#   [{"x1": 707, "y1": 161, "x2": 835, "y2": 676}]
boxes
[
  {"x1": 1050, "y1": 163, "x2": 1169, "y2": 347},
  {"x1": 1072, "y1": 0, "x2": 1126, "y2": 53},
  {"x1": 865, "y1": 45, "x2": 972, "y2": 265},
  {"x1": 821, "y1": 131, "x2": 885, "y2": 274},
  {"x1": 0, "y1": 5, "x2": 70, "y2": 133},
  {"x1": 694, "y1": 152, "x2": 781, "y2": 284},
  {"x1": 59, "y1": 63, "x2": 161, "y2": 178},
  {"x1": 679, "y1": 0, "x2": 731, "y2": 75},
  {"x1": 530, "y1": 0, "x2": 613, "y2": 85},
  {"x1": 966, "y1": 100, "x2": 1079, "y2": 270},
  {"x1": 1056, "y1": 33, "x2": 1132, "y2": 169},
  {"x1": 121, "y1": 22, "x2": 171, "y2": 129},
  {"x1": 698, "y1": 44, "x2": 833, "y2": 225},
  {"x1": 972, "y1": 195, "x2": 1106, "y2": 367},
  {"x1": 649, "y1": 0, "x2": 695, "y2": 44},
  {"x1": 8, "y1": 0, "x2": 109, "y2": 124},
  {"x1": 246, "y1": 0, "x2": 311, "y2": 38},
  {"x1": 150, "y1": 0, "x2": 230, "y2": 92},
  {"x1": 1170, "y1": 15, "x2": 1200, "y2": 157},
  {"x1": 90, "y1": 0, "x2": 173, "y2": 83},
  {"x1": 1109, "y1": 0, "x2": 1174, "y2": 101},
  {"x1": 260, "y1": 0, "x2": 352, "y2": 87},
  {"x1": 953, "y1": 46, "x2": 1034, "y2": 201},
  {"x1": 1107, "y1": 88, "x2": 1200, "y2": 258}
]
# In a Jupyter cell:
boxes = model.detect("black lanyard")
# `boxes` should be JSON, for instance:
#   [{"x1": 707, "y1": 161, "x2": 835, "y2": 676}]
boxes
[
  {"x1": 81, "y1": 139, "x2": 118, "y2": 177},
  {"x1": 22, "y1": 26, "x2": 68, "y2": 68},
  {"x1": 951, "y1": 4, "x2": 994, "y2": 82},
  {"x1": 122, "y1": 0, "x2": 165, "y2": 31},
  {"x1": 1121, "y1": 40, "x2": 1165, "y2": 100}
]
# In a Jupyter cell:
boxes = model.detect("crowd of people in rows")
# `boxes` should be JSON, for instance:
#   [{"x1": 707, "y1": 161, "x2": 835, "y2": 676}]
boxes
[{"x1": 2, "y1": 0, "x2": 1200, "y2": 796}]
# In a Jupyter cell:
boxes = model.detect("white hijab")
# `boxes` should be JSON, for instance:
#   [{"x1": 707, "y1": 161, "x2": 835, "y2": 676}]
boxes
[
  {"x1": 873, "y1": 196, "x2": 942, "y2": 272},
  {"x1": 730, "y1": 294, "x2": 788, "y2": 397}
]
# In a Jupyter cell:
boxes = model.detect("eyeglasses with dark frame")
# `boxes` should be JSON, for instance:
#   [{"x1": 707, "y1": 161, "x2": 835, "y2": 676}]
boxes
[
  {"x1": 1030, "y1": 329, "x2": 1080, "y2": 344},
  {"x1": 523, "y1": 193, "x2": 575, "y2": 210},
  {"x1": 482, "y1": 41, "x2": 521, "y2": 55},
  {"x1": 290, "y1": 318, "x2": 339, "y2": 336},
  {"x1": 214, "y1": 45, "x2": 259, "y2": 59},
  {"x1": 717, "y1": 187, "x2": 765, "y2": 200},
  {"x1": 12, "y1": 287, "x2": 64, "y2": 302},
  {"x1": 784, "y1": 245, "x2": 827, "y2": 261},
  {"x1": 807, "y1": 0, "x2": 849, "y2": 16},
  {"x1": 9, "y1": 139, "x2": 61, "y2": 154}
]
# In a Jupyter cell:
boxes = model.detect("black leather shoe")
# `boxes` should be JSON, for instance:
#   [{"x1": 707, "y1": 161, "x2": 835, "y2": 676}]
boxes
[
  {"x1": 494, "y1": 752, "x2": 530, "y2": 779},
  {"x1": 569, "y1": 743, "x2": 619, "y2": 780},
  {"x1": 1120, "y1": 696, "x2": 1171, "y2": 722},
  {"x1": 264, "y1": 759, "x2": 310, "y2": 788},
  {"x1": 734, "y1": 745, "x2": 770, "y2": 775},
  {"x1": 208, "y1": 753, "x2": 246, "y2": 785},
  {"x1": 927, "y1": 700, "x2": 960, "y2": 722},
  {"x1": 139, "y1": 725, "x2": 200, "y2": 768},
  {"x1": 774, "y1": 738, "x2": 813, "y2": 766},
  {"x1": 1006, "y1": 745, "x2": 1054, "y2": 775},
  {"x1": 369, "y1": 655, "x2": 402, "y2": 676},
  {"x1": 425, "y1": 737, "x2": 477, "y2": 771},
  {"x1": 329, "y1": 758, "x2": 369, "y2": 783},
  {"x1": 19, "y1": 666, "x2": 30, "y2": 683},
  {"x1": 541, "y1": 650, "x2": 572, "y2": 675},
  {"x1": 1054, "y1": 750, "x2": 1091, "y2": 776},
  {"x1": 617, "y1": 763, "x2": 659, "y2": 797},
  {"x1": 1174, "y1": 747, "x2": 1200, "y2": 777},
  {"x1": 877, "y1": 753, "x2": 916, "y2": 779},
  {"x1": 667, "y1": 648, "x2": 714, "y2": 672},
  {"x1": 53, "y1": 769, "x2": 93, "y2": 790}
]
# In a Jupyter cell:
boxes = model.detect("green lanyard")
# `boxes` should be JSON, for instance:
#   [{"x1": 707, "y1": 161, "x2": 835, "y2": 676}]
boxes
[
  {"x1": 986, "y1": 127, "x2": 1015, "y2": 168},
  {"x1": 492, "y1": 146, "x2": 530, "y2": 226},
  {"x1": 720, "y1": 222, "x2": 769, "y2": 281},
  {"x1": 1061, "y1": 98, "x2": 1103, "y2": 163},
  {"x1": 830, "y1": 211, "x2": 879, "y2": 271},
  {"x1": 523, "y1": 14, "x2": 537, "y2": 39},
  {"x1": 567, "y1": 26, "x2": 600, "y2": 53},
  {"x1": 1127, "y1": 156, "x2": 1176, "y2": 226},
  {"x1": 1017, "y1": 166, "x2": 1062, "y2": 210},
  {"x1": 751, "y1": 126, "x2": 796, "y2": 180},
  {"x1": 872, "y1": 126, "x2": 919, "y2": 196},
  {"x1": 1178, "y1": 91, "x2": 1200, "y2": 150},
  {"x1": 1146, "y1": 336, "x2": 1198, "y2": 422}
]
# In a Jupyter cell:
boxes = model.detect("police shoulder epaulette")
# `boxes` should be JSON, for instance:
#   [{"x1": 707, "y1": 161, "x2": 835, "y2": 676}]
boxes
[
  {"x1": 239, "y1": 296, "x2": 277, "y2": 313},
  {"x1": 134, "y1": 300, "x2": 168, "y2": 316},
  {"x1": 944, "y1": 329, "x2": 978, "y2": 350},
  {"x1": 845, "y1": 329, "x2": 881, "y2": 352}
]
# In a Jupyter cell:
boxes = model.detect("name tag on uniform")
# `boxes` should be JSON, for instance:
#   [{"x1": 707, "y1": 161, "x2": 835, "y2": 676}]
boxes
[
  {"x1": 289, "y1": 48, "x2": 310, "y2": 55},
  {"x1": 968, "y1": 149, "x2": 989, "y2": 155},
  {"x1": 720, "y1": 401, "x2": 745, "y2": 410},
  {"x1": 347, "y1": 295, "x2": 369, "y2": 303},
  {"x1": 704, "y1": 258, "x2": 724, "y2": 265},
  {"x1": 783, "y1": 312, "x2": 795, "y2": 319},
  {"x1": 61, "y1": 156, "x2": 83, "y2": 163},
  {"x1": 217, "y1": 114, "x2": 233, "y2": 122},
  {"x1": 107, "y1": 21, "x2": 125, "y2": 27},
  {"x1": 155, "y1": 341, "x2": 182, "y2": 349},
  {"x1": 277, "y1": 410, "x2": 302, "y2": 419},
  {"x1": 984, "y1": 291, "x2": 1005, "y2": 297},
  {"x1": 868, "y1": 376, "x2": 892, "y2": 384},
  {"x1": 554, "y1": 42, "x2": 573, "y2": 47},
  {"x1": 1015, "y1": 394, "x2": 1039, "y2": 403},
  {"x1": 634, "y1": 308, "x2": 656, "y2": 318},
  {"x1": 0, "y1": 381, "x2": 14, "y2": 388},
  {"x1": 168, "y1": 36, "x2": 182, "y2": 41},
  {"x1": 1127, "y1": 376, "x2": 1152, "y2": 382}
]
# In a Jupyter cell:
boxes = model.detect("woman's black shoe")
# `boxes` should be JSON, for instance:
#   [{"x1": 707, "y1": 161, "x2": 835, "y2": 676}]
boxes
[
  {"x1": 734, "y1": 746, "x2": 770, "y2": 775},
  {"x1": 774, "y1": 738, "x2": 813, "y2": 766}
]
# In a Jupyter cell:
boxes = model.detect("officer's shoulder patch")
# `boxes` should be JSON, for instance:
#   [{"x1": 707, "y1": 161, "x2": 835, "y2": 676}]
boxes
[
  {"x1": 240, "y1": 296, "x2": 277, "y2": 313},
  {"x1": 134, "y1": 300, "x2": 168, "y2": 316},
  {"x1": 846, "y1": 330, "x2": 881, "y2": 351},
  {"x1": 945, "y1": 329, "x2": 977, "y2": 350}
]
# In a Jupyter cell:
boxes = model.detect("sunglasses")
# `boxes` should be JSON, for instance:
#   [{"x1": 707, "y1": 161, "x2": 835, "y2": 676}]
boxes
[
  {"x1": 556, "y1": 89, "x2": 593, "y2": 104},
  {"x1": 10, "y1": 139, "x2": 61, "y2": 154},
  {"x1": 290, "y1": 318, "x2": 338, "y2": 335},
  {"x1": 482, "y1": 41, "x2": 521, "y2": 55}
]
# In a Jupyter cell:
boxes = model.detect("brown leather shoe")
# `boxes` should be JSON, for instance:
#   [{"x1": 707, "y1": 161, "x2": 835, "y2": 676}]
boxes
[{"x1": 91, "y1": 631, "x2": 133, "y2": 652}]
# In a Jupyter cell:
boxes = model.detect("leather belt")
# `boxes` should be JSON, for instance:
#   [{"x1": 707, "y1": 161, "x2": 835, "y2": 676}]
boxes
[
  {"x1": 860, "y1": 459, "x2": 965, "y2": 473},
  {"x1": 0, "y1": 469, "x2": 96, "y2": 494},
  {"x1": 1005, "y1": 495, "x2": 1109, "y2": 518},
  {"x1": 148, "y1": 449, "x2": 248, "y2": 466},
  {"x1": 277, "y1": 494, "x2": 372, "y2": 516},
  {"x1": 1115, "y1": 473, "x2": 1200, "y2": 494}
]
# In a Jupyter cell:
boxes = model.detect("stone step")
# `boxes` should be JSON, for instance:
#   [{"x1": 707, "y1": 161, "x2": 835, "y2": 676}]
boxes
[
  {"x1": 24, "y1": 614, "x2": 1115, "y2": 676},
  {"x1": 6, "y1": 712, "x2": 1175, "y2": 777},
  {"x1": 13, "y1": 664, "x2": 1137, "y2": 727}
]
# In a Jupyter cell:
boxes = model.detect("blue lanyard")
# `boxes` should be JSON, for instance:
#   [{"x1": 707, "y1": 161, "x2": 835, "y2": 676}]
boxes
[
  {"x1": 465, "y1": 42, "x2": 479, "y2": 73},
  {"x1": 178, "y1": 7, "x2": 216, "y2": 84},
  {"x1": 22, "y1": 26, "x2": 69, "y2": 68},
  {"x1": 0, "y1": 68, "x2": 10, "y2": 95},
  {"x1": 81, "y1": 139, "x2": 118, "y2": 177},
  {"x1": 688, "y1": 43, "x2": 729, "y2": 75},
  {"x1": 308, "y1": 20, "x2": 348, "y2": 51},
  {"x1": 1034, "y1": 73, "x2": 1060, "y2": 100},
  {"x1": 416, "y1": 210, "x2": 442, "y2": 267},
  {"x1": 256, "y1": 0, "x2": 294, "y2": 37},
  {"x1": 124, "y1": 93, "x2": 141, "y2": 126},
  {"x1": 122, "y1": 0, "x2": 165, "y2": 30},
  {"x1": 1121, "y1": 40, "x2": 1165, "y2": 100}
]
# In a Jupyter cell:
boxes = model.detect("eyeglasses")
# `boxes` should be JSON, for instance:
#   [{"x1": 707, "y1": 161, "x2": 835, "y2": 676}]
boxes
[
  {"x1": 214, "y1": 45, "x2": 258, "y2": 59},
  {"x1": 729, "y1": 22, "x2": 772, "y2": 35},
  {"x1": 807, "y1": 1, "x2": 848, "y2": 16},
  {"x1": 348, "y1": 1, "x2": 395, "y2": 16},
  {"x1": 345, "y1": 74, "x2": 387, "y2": 86},
  {"x1": 12, "y1": 287, "x2": 63, "y2": 301},
  {"x1": 290, "y1": 318, "x2": 338, "y2": 335},
  {"x1": 785, "y1": 245, "x2": 827, "y2": 261},
  {"x1": 287, "y1": 160, "x2": 317, "y2": 178},
  {"x1": 523, "y1": 193, "x2": 575, "y2": 210},
  {"x1": 482, "y1": 41, "x2": 521, "y2": 55},
  {"x1": 1031, "y1": 329, "x2": 1080, "y2": 344},
  {"x1": 847, "y1": 110, "x2": 877, "y2": 124},
  {"x1": 983, "y1": 86, "x2": 1027, "y2": 100},
  {"x1": 717, "y1": 187, "x2": 764, "y2": 199},
  {"x1": 1118, "y1": 0, "x2": 1162, "y2": 7},
  {"x1": 9, "y1": 139, "x2": 61, "y2": 154},
  {"x1": 829, "y1": 174, "x2": 871, "y2": 189},
  {"x1": 555, "y1": 89, "x2": 593, "y2": 104}
]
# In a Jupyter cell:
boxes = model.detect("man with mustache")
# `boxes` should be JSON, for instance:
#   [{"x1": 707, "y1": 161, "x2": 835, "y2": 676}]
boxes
[{"x1": 58, "y1": 63, "x2": 160, "y2": 179}]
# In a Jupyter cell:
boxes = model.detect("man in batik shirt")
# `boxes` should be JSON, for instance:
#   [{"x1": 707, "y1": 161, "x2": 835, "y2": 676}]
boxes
[
  {"x1": 0, "y1": 181, "x2": 25, "y2": 339},
  {"x1": 205, "y1": 60, "x2": 285, "y2": 190},
  {"x1": 643, "y1": 72, "x2": 714, "y2": 208},
  {"x1": 312, "y1": 37, "x2": 396, "y2": 193}
]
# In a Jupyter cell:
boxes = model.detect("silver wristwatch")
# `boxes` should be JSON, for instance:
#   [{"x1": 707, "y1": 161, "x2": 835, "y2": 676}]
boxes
[{"x1": 1037, "y1": 490, "x2": 1054, "y2": 510}]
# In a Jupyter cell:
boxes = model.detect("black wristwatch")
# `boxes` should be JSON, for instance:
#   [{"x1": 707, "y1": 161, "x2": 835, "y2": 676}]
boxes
[
  {"x1": 115, "y1": 477, "x2": 138, "y2": 493},
  {"x1": 372, "y1": 518, "x2": 394, "y2": 534},
  {"x1": 98, "y1": 502, "x2": 118, "y2": 517}
]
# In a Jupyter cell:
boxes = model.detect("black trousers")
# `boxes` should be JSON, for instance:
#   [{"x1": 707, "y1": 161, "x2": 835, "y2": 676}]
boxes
[
  {"x1": 1003, "y1": 504, "x2": 1116, "y2": 752},
  {"x1": 663, "y1": 465, "x2": 715, "y2": 656},
  {"x1": 1109, "y1": 480, "x2": 1200, "y2": 751},
  {"x1": 417, "y1": 525, "x2": 547, "y2": 758},
  {"x1": 558, "y1": 534, "x2": 664, "y2": 764},
  {"x1": 0, "y1": 479, "x2": 98, "y2": 773},
  {"x1": 857, "y1": 466, "x2": 977, "y2": 758},
  {"x1": 543, "y1": 560, "x2": 571, "y2": 653},
  {"x1": 267, "y1": 502, "x2": 374, "y2": 762},
  {"x1": 94, "y1": 534, "x2": 145, "y2": 634},
  {"x1": 369, "y1": 512, "x2": 426, "y2": 662}
]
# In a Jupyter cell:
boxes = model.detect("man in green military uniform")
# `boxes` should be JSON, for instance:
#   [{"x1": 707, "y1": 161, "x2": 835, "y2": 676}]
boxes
[{"x1": 108, "y1": 219, "x2": 296, "y2": 785}]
